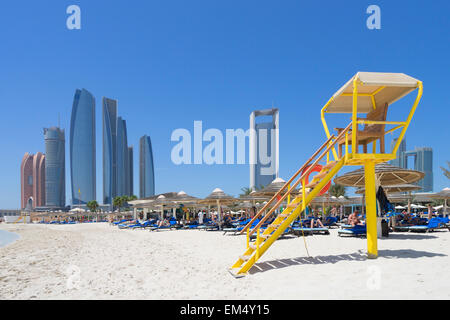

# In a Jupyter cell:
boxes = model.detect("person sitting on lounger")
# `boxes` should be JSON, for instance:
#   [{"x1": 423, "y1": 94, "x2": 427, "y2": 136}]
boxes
[
  {"x1": 310, "y1": 212, "x2": 325, "y2": 228},
  {"x1": 348, "y1": 211, "x2": 363, "y2": 227},
  {"x1": 223, "y1": 213, "x2": 234, "y2": 228},
  {"x1": 157, "y1": 218, "x2": 170, "y2": 227}
]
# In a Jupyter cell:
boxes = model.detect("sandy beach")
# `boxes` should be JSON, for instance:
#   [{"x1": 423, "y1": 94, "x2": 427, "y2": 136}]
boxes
[{"x1": 0, "y1": 222, "x2": 449, "y2": 300}]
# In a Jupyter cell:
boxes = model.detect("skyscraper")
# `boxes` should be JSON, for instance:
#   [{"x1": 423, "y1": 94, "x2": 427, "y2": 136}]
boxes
[
  {"x1": 249, "y1": 108, "x2": 279, "y2": 190},
  {"x1": 128, "y1": 146, "x2": 134, "y2": 196},
  {"x1": 390, "y1": 138, "x2": 433, "y2": 192},
  {"x1": 103, "y1": 98, "x2": 133, "y2": 204},
  {"x1": 116, "y1": 117, "x2": 128, "y2": 196},
  {"x1": 405, "y1": 147, "x2": 433, "y2": 192},
  {"x1": 20, "y1": 152, "x2": 45, "y2": 209},
  {"x1": 139, "y1": 135, "x2": 155, "y2": 198},
  {"x1": 70, "y1": 88, "x2": 96, "y2": 205},
  {"x1": 44, "y1": 127, "x2": 65, "y2": 208},
  {"x1": 103, "y1": 97, "x2": 118, "y2": 205}
]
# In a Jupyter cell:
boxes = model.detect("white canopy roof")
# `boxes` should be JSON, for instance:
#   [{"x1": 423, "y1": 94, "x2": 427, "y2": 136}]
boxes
[{"x1": 325, "y1": 72, "x2": 420, "y2": 113}]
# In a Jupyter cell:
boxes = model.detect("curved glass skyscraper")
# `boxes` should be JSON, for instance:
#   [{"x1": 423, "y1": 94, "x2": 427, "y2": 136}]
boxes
[
  {"x1": 103, "y1": 97, "x2": 118, "y2": 205},
  {"x1": 139, "y1": 135, "x2": 155, "y2": 198},
  {"x1": 70, "y1": 88, "x2": 96, "y2": 205},
  {"x1": 44, "y1": 127, "x2": 65, "y2": 208},
  {"x1": 116, "y1": 117, "x2": 128, "y2": 196}
]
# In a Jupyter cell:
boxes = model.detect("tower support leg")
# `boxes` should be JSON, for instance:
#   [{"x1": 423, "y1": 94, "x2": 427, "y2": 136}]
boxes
[{"x1": 364, "y1": 160, "x2": 378, "y2": 259}]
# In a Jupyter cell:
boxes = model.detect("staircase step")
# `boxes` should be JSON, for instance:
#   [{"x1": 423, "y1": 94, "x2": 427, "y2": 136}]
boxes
[
  {"x1": 260, "y1": 233, "x2": 272, "y2": 239},
  {"x1": 313, "y1": 170, "x2": 329, "y2": 181},
  {"x1": 240, "y1": 255, "x2": 251, "y2": 261},
  {"x1": 278, "y1": 213, "x2": 289, "y2": 218},
  {"x1": 249, "y1": 244, "x2": 258, "y2": 250},
  {"x1": 305, "y1": 180, "x2": 320, "y2": 188},
  {"x1": 323, "y1": 161, "x2": 337, "y2": 170},
  {"x1": 287, "y1": 202, "x2": 298, "y2": 208}
]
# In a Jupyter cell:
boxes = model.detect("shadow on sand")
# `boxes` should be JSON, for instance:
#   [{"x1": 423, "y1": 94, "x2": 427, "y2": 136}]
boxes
[
  {"x1": 248, "y1": 249, "x2": 447, "y2": 275},
  {"x1": 383, "y1": 233, "x2": 439, "y2": 240}
]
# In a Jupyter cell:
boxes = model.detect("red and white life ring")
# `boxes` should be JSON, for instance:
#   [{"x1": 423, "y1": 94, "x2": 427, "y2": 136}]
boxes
[{"x1": 301, "y1": 164, "x2": 331, "y2": 196}]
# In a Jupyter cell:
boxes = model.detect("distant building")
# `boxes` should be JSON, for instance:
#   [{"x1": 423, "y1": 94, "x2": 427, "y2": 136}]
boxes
[
  {"x1": 139, "y1": 135, "x2": 155, "y2": 198},
  {"x1": 102, "y1": 97, "x2": 118, "y2": 205},
  {"x1": 249, "y1": 108, "x2": 279, "y2": 190},
  {"x1": 70, "y1": 88, "x2": 96, "y2": 205},
  {"x1": 128, "y1": 146, "x2": 134, "y2": 196},
  {"x1": 44, "y1": 127, "x2": 65, "y2": 208},
  {"x1": 102, "y1": 98, "x2": 133, "y2": 204},
  {"x1": 390, "y1": 138, "x2": 433, "y2": 192},
  {"x1": 20, "y1": 152, "x2": 45, "y2": 209},
  {"x1": 405, "y1": 147, "x2": 433, "y2": 192}
]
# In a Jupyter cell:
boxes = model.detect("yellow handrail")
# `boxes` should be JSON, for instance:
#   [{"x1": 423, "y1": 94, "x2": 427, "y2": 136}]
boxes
[
  {"x1": 239, "y1": 134, "x2": 336, "y2": 234},
  {"x1": 244, "y1": 122, "x2": 352, "y2": 236}
]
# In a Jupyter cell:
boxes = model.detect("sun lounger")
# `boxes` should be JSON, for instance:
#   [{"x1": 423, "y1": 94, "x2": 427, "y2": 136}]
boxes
[
  {"x1": 394, "y1": 218, "x2": 449, "y2": 233},
  {"x1": 291, "y1": 226, "x2": 330, "y2": 235},
  {"x1": 338, "y1": 224, "x2": 366, "y2": 237}
]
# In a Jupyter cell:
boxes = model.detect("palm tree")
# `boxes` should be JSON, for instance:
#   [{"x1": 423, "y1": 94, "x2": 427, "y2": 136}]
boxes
[
  {"x1": 441, "y1": 161, "x2": 450, "y2": 179},
  {"x1": 86, "y1": 200, "x2": 99, "y2": 213},
  {"x1": 241, "y1": 187, "x2": 252, "y2": 195},
  {"x1": 329, "y1": 183, "x2": 347, "y2": 198},
  {"x1": 113, "y1": 196, "x2": 125, "y2": 212}
]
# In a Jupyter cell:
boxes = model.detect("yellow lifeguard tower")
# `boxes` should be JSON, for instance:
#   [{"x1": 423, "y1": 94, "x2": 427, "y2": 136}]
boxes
[{"x1": 230, "y1": 72, "x2": 423, "y2": 277}]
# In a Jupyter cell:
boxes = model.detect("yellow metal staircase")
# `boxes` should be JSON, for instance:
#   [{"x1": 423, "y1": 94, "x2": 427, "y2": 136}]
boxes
[{"x1": 229, "y1": 124, "x2": 351, "y2": 277}]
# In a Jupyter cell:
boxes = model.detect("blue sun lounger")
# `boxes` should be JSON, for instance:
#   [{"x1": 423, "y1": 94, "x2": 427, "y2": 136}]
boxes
[
  {"x1": 338, "y1": 224, "x2": 366, "y2": 237},
  {"x1": 394, "y1": 217, "x2": 449, "y2": 232},
  {"x1": 291, "y1": 226, "x2": 330, "y2": 235}
]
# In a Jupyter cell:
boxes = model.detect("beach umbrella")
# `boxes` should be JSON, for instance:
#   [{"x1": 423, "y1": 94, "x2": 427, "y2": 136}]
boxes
[
  {"x1": 334, "y1": 163, "x2": 425, "y2": 187},
  {"x1": 395, "y1": 205, "x2": 406, "y2": 209},
  {"x1": 429, "y1": 187, "x2": 450, "y2": 217},
  {"x1": 199, "y1": 188, "x2": 237, "y2": 228},
  {"x1": 335, "y1": 163, "x2": 425, "y2": 215},
  {"x1": 252, "y1": 178, "x2": 300, "y2": 198},
  {"x1": 355, "y1": 183, "x2": 422, "y2": 194}
]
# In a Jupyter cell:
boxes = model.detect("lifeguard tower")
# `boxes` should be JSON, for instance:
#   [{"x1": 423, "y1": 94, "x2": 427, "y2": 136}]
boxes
[{"x1": 230, "y1": 72, "x2": 423, "y2": 277}]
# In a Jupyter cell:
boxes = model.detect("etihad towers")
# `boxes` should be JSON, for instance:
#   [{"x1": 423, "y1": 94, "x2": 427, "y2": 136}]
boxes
[
  {"x1": 139, "y1": 135, "x2": 155, "y2": 198},
  {"x1": 102, "y1": 97, "x2": 133, "y2": 205},
  {"x1": 70, "y1": 88, "x2": 96, "y2": 205}
]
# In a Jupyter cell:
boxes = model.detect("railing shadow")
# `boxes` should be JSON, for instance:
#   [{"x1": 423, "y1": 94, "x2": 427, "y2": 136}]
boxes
[{"x1": 249, "y1": 249, "x2": 447, "y2": 275}]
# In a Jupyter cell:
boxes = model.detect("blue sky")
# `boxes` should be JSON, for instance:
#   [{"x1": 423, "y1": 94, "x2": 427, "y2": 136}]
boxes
[{"x1": 0, "y1": 0, "x2": 449, "y2": 208}]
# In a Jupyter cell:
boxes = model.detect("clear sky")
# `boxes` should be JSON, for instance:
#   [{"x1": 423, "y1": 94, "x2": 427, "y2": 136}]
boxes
[{"x1": 1, "y1": 0, "x2": 449, "y2": 209}]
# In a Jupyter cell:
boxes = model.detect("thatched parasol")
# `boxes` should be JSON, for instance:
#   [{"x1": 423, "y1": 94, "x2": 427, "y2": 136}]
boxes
[
  {"x1": 355, "y1": 183, "x2": 422, "y2": 194},
  {"x1": 334, "y1": 163, "x2": 425, "y2": 187},
  {"x1": 429, "y1": 187, "x2": 450, "y2": 216},
  {"x1": 198, "y1": 188, "x2": 237, "y2": 227},
  {"x1": 252, "y1": 178, "x2": 301, "y2": 198}
]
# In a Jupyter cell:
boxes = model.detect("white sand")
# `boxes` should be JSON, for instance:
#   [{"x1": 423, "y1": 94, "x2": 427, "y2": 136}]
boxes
[{"x1": 0, "y1": 222, "x2": 449, "y2": 299}]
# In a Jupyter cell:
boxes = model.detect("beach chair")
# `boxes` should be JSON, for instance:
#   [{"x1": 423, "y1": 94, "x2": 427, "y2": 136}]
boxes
[
  {"x1": 336, "y1": 103, "x2": 389, "y2": 157},
  {"x1": 338, "y1": 224, "x2": 367, "y2": 237},
  {"x1": 291, "y1": 226, "x2": 330, "y2": 236},
  {"x1": 222, "y1": 219, "x2": 252, "y2": 235},
  {"x1": 395, "y1": 217, "x2": 450, "y2": 233}
]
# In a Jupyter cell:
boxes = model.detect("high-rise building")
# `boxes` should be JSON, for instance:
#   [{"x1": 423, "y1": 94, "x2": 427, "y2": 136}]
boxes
[
  {"x1": 390, "y1": 138, "x2": 407, "y2": 168},
  {"x1": 102, "y1": 98, "x2": 133, "y2": 204},
  {"x1": 44, "y1": 127, "x2": 65, "y2": 208},
  {"x1": 128, "y1": 146, "x2": 134, "y2": 196},
  {"x1": 116, "y1": 117, "x2": 128, "y2": 196},
  {"x1": 20, "y1": 152, "x2": 45, "y2": 209},
  {"x1": 70, "y1": 88, "x2": 96, "y2": 205},
  {"x1": 405, "y1": 147, "x2": 433, "y2": 192},
  {"x1": 139, "y1": 135, "x2": 155, "y2": 198},
  {"x1": 390, "y1": 138, "x2": 433, "y2": 192},
  {"x1": 102, "y1": 97, "x2": 118, "y2": 205},
  {"x1": 249, "y1": 108, "x2": 279, "y2": 190}
]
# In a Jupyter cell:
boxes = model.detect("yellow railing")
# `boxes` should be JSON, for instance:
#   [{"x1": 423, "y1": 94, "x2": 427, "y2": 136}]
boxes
[{"x1": 241, "y1": 122, "x2": 352, "y2": 237}]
